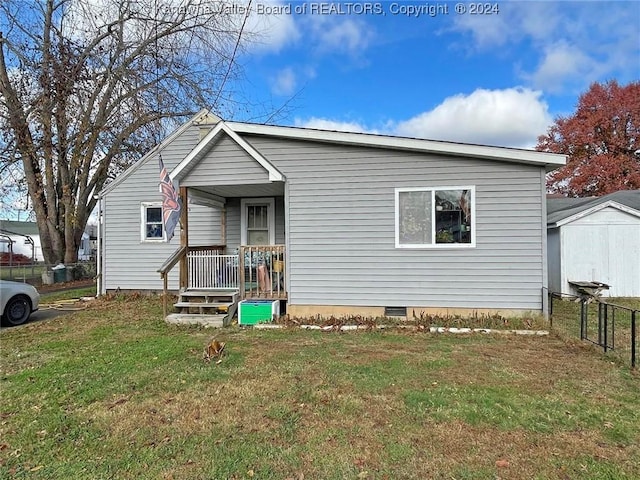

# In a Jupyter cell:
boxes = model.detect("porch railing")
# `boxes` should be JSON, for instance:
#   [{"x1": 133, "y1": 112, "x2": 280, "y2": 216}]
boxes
[
  {"x1": 239, "y1": 245, "x2": 287, "y2": 300},
  {"x1": 187, "y1": 250, "x2": 238, "y2": 290}
]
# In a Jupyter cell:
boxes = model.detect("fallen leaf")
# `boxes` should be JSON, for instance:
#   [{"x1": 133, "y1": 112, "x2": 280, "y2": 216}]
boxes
[
  {"x1": 30, "y1": 466, "x2": 44, "y2": 472},
  {"x1": 247, "y1": 469, "x2": 255, "y2": 477},
  {"x1": 357, "y1": 471, "x2": 369, "y2": 479},
  {"x1": 495, "y1": 459, "x2": 510, "y2": 468}
]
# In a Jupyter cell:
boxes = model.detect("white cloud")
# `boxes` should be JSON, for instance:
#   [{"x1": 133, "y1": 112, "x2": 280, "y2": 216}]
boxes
[
  {"x1": 394, "y1": 88, "x2": 552, "y2": 148},
  {"x1": 245, "y1": 1, "x2": 300, "y2": 53},
  {"x1": 525, "y1": 42, "x2": 595, "y2": 93},
  {"x1": 318, "y1": 19, "x2": 374, "y2": 55},
  {"x1": 295, "y1": 88, "x2": 552, "y2": 148},
  {"x1": 305, "y1": 16, "x2": 375, "y2": 57},
  {"x1": 271, "y1": 67, "x2": 297, "y2": 96}
]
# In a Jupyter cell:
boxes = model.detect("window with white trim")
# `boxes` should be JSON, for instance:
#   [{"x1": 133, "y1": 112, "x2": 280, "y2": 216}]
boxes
[
  {"x1": 395, "y1": 187, "x2": 475, "y2": 248},
  {"x1": 141, "y1": 203, "x2": 165, "y2": 242}
]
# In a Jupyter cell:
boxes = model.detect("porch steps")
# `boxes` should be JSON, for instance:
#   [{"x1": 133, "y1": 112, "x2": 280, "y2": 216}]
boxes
[{"x1": 168, "y1": 289, "x2": 239, "y2": 328}]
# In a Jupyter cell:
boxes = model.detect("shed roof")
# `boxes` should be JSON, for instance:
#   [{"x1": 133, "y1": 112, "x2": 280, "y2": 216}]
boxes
[{"x1": 547, "y1": 190, "x2": 640, "y2": 226}]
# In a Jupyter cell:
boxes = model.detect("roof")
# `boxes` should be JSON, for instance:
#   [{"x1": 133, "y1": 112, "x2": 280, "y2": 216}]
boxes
[
  {"x1": 547, "y1": 190, "x2": 640, "y2": 226},
  {"x1": 0, "y1": 220, "x2": 39, "y2": 237},
  {"x1": 228, "y1": 121, "x2": 566, "y2": 171},
  {"x1": 102, "y1": 110, "x2": 567, "y2": 197},
  {"x1": 171, "y1": 119, "x2": 566, "y2": 181}
]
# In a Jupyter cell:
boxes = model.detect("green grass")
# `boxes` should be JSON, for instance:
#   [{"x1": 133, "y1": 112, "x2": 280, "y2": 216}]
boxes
[
  {"x1": 550, "y1": 296, "x2": 638, "y2": 367},
  {"x1": 1, "y1": 294, "x2": 639, "y2": 479}
]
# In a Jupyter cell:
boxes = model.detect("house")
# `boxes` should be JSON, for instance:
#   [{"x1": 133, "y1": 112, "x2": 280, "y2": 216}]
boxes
[
  {"x1": 96, "y1": 110, "x2": 566, "y2": 319},
  {"x1": 547, "y1": 190, "x2": 640, "y2": 297},
  {"x1": 0, "y1": 220, "x2": 43, "y2": 262}
]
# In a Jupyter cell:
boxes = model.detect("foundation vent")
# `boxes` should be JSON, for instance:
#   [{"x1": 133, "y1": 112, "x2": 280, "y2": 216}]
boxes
[{"x1": 384, "y1": 306, "x2": 407, "y2": 317}]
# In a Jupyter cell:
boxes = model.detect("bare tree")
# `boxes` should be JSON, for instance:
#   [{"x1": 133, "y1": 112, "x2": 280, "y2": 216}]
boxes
[{"x1": 0, "y1": 0, "x2": 254, "y2": 264}]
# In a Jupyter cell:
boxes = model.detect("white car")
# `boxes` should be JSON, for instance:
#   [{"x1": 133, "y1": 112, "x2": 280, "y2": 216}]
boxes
[{"x1": 0, "y1": 280, "x2": 40, "y2": 326}]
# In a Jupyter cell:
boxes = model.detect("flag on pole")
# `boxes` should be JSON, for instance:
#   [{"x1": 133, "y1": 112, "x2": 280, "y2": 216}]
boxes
[{"x1": 159, "y1": 155, "x2": 182, "y2": 241}]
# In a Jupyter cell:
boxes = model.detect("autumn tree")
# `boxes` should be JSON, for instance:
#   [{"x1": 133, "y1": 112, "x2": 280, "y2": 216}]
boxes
[
  {"x1": 537, "y1": 80, "x2": 640, "y2": 197},
  {"x1": 0, "y1": 0, "x2": 256, "y2": 265}
]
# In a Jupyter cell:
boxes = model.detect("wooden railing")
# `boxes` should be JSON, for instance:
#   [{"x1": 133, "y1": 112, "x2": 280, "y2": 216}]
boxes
[
  {"x1": 157, "y1": 244, "x2": 226, "y2": 317},
  {"x1": 239, "y1": 245, "x2": 287, "y2": 300}
]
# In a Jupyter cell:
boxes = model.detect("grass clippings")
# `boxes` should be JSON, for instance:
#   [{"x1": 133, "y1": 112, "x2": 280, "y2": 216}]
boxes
[{"x1": 1, "y1": 294, "x2": 638, "y2": 479}]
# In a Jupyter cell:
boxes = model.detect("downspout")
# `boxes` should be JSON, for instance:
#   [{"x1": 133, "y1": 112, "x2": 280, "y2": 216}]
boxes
[{"x1": 95, "y1": 194, "x2": 103, "y2": 296}]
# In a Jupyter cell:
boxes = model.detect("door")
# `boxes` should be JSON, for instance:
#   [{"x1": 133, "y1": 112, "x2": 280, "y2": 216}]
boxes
[{"x1": 241, "y1": 198, "x2": 275, "y2": 245}]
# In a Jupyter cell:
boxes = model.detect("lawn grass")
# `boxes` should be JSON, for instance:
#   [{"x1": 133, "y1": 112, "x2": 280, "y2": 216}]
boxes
[
  {"x1": 1, "y1": 294, "x2": 639, "y2": 479},
  {"x1": 550, "y1": 296, "x2": 638, "y2": 367}
]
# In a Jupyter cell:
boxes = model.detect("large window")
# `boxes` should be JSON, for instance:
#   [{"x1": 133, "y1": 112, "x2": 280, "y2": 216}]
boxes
[
  {"x1": 141, "y1": 203, "x2": 165, "y2": 242},
  {"x1": 395, "y1": 187, "x2": 474, "y2": 248}
]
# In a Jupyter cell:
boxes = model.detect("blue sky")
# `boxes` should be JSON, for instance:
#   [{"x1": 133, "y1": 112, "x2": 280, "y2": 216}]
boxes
[{"x1": 233, "y1": 0, "x2": 639, "y2": 148}]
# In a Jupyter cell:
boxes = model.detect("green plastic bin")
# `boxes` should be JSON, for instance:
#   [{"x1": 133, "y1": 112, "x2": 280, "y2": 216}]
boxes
[{"x1": 238, "y1": 300, "x2": 279, "y2": 326}]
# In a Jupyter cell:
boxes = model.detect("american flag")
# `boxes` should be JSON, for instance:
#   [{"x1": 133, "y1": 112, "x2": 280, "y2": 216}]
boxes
[{"x1": 159, "y1": 156, "x2": 182, "y2": 241}]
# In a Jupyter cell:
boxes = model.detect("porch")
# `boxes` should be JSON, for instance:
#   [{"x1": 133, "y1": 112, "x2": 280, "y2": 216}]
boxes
[{"x1": 159, "y1": 244, "x2": 287, "y2": 321}]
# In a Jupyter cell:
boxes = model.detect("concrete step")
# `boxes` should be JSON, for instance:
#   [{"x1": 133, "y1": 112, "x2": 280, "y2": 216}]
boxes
[{"x1": 165, "y1": 313, "x2": 229, "y2": 328}]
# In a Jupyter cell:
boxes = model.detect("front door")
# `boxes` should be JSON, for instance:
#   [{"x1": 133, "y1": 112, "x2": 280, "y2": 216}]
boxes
[{"x1": 241, "y1": 197, "x2": 275, "y2": 245}]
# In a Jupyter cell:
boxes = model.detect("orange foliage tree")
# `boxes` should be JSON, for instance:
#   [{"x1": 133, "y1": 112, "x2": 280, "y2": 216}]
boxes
[{"x1": 537, "y1": 80, "x2": 640, "y2": 197}]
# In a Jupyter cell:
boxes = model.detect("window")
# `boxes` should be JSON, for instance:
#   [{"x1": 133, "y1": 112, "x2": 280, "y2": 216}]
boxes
[
  {"x1": 141, "y1": 203, "x2": 165, "y2": 242},
  {"x1": 395, "y1": 187, "x2": 474, "y2": 248},
  {"x1": 241, "y1": 198, "x2": 275, "y2": 245}
]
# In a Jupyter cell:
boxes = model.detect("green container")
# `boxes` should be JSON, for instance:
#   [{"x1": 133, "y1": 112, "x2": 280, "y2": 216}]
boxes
[
  {"x1": 238, "y1": 300, "x2": 279, "y2": 326},
  {"x1": 53, "y1": 266, "x2": 66, "y2": 283}
]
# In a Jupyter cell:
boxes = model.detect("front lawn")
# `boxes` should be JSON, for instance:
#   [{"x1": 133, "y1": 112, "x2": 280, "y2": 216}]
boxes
[{"x1": 1, "y1": 295, "x2": 638, "y2": 479}]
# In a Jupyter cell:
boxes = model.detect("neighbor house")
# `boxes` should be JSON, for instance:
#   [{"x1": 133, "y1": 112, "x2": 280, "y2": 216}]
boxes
[
  {"x1": 547, "y1": 190, "x2": 640, "y2": 297},
  {"x1": 97, "y1": 110, "x2": 566, "y2": 318}
]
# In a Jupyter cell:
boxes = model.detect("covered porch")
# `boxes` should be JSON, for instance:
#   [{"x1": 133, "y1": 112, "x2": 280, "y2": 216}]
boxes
[{"x1": 158, "y1": 183, "x2": 288, "y2": 320}]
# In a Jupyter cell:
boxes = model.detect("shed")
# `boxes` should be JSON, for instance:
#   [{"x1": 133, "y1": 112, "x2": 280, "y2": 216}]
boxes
[{"x1": 547, "y1": 190, "x2": 640, "y2": 297}]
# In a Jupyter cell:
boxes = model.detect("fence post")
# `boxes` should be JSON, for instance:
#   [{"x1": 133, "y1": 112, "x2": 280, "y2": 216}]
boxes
[
  {"x1": 580, "y1": 298, "x2": 586, "y2": 340},
  {"x1": 632, "y1": 311, "x2": 637, "y2": 369},
  {"x1": 602, "y1": 303, "x2": 608, "y2": 353}
]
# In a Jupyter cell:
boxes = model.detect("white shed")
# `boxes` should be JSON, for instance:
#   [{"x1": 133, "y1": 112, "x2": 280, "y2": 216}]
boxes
[{"x1": 547, "y1": 191, "x2": 640, "y2": 297}]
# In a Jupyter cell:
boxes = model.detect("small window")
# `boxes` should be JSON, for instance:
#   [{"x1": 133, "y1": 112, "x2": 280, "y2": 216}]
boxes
[
  {"x1": 395, "y1": 187, "x2": 474, "y2": 248},
  {"x1": 141, "y1": 203, "x2": 165, "y2": 242}
]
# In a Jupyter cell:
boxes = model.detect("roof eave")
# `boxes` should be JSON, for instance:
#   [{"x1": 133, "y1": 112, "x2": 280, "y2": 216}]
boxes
[{"x1": 227, "y1": 122, "x2": 567, "y2": 169}]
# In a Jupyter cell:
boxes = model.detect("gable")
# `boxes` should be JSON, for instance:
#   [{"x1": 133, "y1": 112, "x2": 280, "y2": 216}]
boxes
[
  {"x1": 567, "y1": 205, "x2": 640, "y2": 227},
  {"x1": 179, "y1": 133, "x2": 273, "y2": 187}
]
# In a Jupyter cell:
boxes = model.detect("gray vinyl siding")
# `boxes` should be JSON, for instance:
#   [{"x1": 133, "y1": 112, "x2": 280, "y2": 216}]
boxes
[
  {"x1": 181, "y1": 134, "x2": 270, "y2": 187},
  {"x1": 103, "y1": 124, "x2": 220, "y2": 291},
  {"x1": 547, "y1": 228, "x2": 561, "y2": 294},
  {"x1": 246, "y1": 136, "x2": 546, "y2": 310}
]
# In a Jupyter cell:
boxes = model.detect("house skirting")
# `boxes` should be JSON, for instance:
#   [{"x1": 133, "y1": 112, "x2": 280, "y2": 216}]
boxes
[{"x1": 286, "y1": 304, "x2": 540, "y2": 319}]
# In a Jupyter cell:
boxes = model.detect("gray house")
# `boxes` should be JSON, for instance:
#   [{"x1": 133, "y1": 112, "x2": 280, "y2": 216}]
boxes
[
  {"x1": 547, "y1": 190, "x2": 640, "y2": 297},
  {"x1": 97, "y1": 110, "x2": 565, "y2": 318}
]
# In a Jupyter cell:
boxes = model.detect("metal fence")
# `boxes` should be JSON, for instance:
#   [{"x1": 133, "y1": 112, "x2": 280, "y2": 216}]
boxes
[{"x1": 549, "y1": 292, "x2": 638, "y2": 368}]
